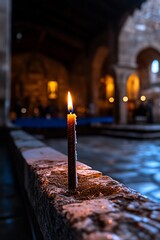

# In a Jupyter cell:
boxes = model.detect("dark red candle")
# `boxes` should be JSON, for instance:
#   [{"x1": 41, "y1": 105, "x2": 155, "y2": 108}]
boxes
[{"x1": 67, "y1": 92, "x2": 77, "y2": 191}]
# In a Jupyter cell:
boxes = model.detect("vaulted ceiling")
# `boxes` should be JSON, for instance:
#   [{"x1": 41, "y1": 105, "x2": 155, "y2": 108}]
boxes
[{"x1": 12, "y1": 0, "x2": 146, "y2": 68}]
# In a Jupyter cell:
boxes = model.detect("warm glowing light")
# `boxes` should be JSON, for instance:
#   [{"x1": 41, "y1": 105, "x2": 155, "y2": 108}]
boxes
[
  {"x1": 127, "y1": 73, "x2": 140, "y2": 100},
  {"x1": 140, "y1": 95, "x2": 146, "y2": 101},
  {"x1": 68, "y1": 91, "x2": 73, "y2": 112},
  {"x1": 109, "y1": 97, "x2": 114, "y2": 103},
  {"x1": 48, "y1": 81, "x2": 58, "y2": 99},
  {"x1": 21, "y1": 108, "x2": 27, "y2": 114},
  {"x1": 33, "y1": 108, "x2": 39, "y2": 116},
  {"x1": 123, "y1": 96, "x2": 128, "y2": 102},
  {"x1": 105, "y1": 75, "x2": 115, "y2": 98}
]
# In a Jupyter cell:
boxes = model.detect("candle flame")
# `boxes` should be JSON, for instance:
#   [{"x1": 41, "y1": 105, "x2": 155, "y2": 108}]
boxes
[{"x1": 68, "y1": 91, "x2": 73, "y2": 112}]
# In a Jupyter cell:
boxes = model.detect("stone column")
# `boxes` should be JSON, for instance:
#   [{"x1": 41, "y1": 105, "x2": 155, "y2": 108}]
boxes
[
  {"x1": 0, "y1": 0, "x2": 11, "y2": 126},
  {"x1": 114, "y1": 65, "x2": 136, "y2": 124}
]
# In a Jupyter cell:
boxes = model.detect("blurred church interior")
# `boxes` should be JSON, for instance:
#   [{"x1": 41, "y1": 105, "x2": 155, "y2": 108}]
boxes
[{"x1": 1, "y1": 0, "x2": 160, "y2": 127}]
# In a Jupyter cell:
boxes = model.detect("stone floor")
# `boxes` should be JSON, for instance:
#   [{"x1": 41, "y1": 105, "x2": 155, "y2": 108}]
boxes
[{"x1": 44, "y1": 135, "x2": 160, "y2": 203}]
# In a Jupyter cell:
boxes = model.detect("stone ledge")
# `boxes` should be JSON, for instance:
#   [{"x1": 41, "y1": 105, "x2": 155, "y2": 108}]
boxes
[{"x1": 10, "y1": 130, "x2": 160, "y2": 240}]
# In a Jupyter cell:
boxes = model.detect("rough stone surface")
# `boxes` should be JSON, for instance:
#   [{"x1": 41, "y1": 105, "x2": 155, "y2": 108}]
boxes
[{"x1": 11, "y1": 130, "x2": 160, "y2": 240}]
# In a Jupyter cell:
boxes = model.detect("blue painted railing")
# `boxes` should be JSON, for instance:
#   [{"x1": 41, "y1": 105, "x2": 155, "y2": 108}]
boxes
[{"x1": 13, "y1": 117, "x2": 113, "y2": 128}]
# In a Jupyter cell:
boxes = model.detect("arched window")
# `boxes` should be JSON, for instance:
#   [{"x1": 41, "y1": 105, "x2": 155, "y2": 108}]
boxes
[
  {"x1": 48, "y1": 81, "x2": 58, "y2": 99},
  {"x1": 99, "y1": 75, "x2": 115, "y2": 101},
  {"x1": 151, "y1": 60, "x2": 159, "y2": 74},
  {"x1": 105, "y1": 75, "x2": 115, "y2": 99},
  {"x1": 150, "y1": 59, "x2": 160, "y2": 84},
  {"x1": 127, "y1": 73, "x2": 140, "y2": 100}
]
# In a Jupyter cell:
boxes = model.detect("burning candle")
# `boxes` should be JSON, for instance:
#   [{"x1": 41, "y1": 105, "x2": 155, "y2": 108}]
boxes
[{"x1": 67, "y1": 91, "x2": 77, "y2": 191}]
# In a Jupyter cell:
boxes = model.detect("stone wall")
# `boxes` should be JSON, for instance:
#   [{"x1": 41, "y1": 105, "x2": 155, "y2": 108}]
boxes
[
  {"x1": 0, "y1": 0, "x2": 11, "y2": 126},
  {"x1": 10, "y1": 129, "x2": 160, "y2": 240},
  {"x1": 11, "y1": 21, "x2": 118, "y2": 120},
  {"x1": 11, "y1": 53, "x2": 69, "y2": 117},
  {"x1": 11, "y1": 52, "x2": 91, "y2": 118}
]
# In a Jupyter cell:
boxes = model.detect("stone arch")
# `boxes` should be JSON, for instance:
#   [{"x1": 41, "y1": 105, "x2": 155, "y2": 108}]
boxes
[
  {"x1": 137, "y1": 47, "x2": 160, "y2": 90},
  {"x1": 136, "y1": 47, "x2": 160, "y2": 123},
  {"x1": 91, "y1": 46, "x2": 109, "y2": 115},
  {"x1": 119, "y1": 0, "x2": 160, "y2": 68},
  {"x1": 119, "y1": 36, "x2": 160, "y2": 68},
  {"x1": 134, "y1": 44, "x2": 160, "y2": 67},
  {"x1": 117, "y1": 0, "x2": 160, "y2": 124},
  {"x1": 119, "y1": 43, "x2": 160, "y2": 70}
]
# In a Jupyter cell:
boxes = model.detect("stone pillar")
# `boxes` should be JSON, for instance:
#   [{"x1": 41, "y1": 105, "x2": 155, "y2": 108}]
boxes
[
  {"x1": 0, "y1": 0, "x2": 11, "y2": 126},
  {"x1": 115, "y1": 65, "x2": 136, "y2": 124}
]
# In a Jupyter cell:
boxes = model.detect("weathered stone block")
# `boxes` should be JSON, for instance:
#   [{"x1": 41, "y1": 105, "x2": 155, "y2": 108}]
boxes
[{"x1": 11, "y1": 130, "x2": 160, "y2": 240}]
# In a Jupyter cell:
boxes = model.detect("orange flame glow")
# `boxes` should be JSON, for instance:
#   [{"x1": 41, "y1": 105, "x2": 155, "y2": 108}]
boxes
[{"x1": 68, "y1": 91, "x2": 73, "y2": 112}]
